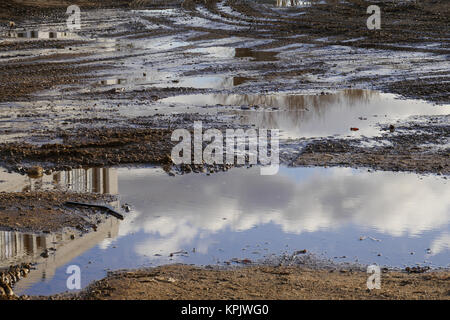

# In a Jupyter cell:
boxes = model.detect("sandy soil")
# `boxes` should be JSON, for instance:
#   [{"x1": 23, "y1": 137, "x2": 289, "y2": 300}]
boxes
[{"x1": 30, "y1": 264, "x2": 450, "y2": 300}]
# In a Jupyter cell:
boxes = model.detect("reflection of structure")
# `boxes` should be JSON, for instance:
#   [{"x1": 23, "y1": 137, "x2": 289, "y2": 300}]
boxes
[
  {"x1": 0, "y1": 231, "x2": 48, "y2": 267},
  {"x1": 53, "y1": 168, "x2": 118, "y2": 194},
  {"x1": 6, "y1": 31, "x2": 72, "y2": 39},
  {"x1": 234, "y1": 48, "x2": 278, "y2": 61},
  {"x1": 276, "y1": 0, "x2": 311, "y2": 7},
  {"x1": 0, "y1": 168, "x2": 118, "y2": 194},
  {"x1": 0, "y1": 167, "x2": 121, "y2": 292},
  {"x1": 1, "y1": 218, "x2": 119, "y2": 294}
]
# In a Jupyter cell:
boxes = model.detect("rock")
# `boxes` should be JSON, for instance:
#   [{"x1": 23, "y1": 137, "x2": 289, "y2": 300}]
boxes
[
  {"x1": 404, "y1": 266, "x2": 430, "y2": 274},
  {"x1": 1, "y1": 284, "x2": 13, "y2": 297},
  {"x1": 389, "y1": 124, "x2": 395, "y2": 132},
  {"x1": 27, "y1": 166, "x2": 43, "y2": 178},
  {"x1": 40, "y1": 249, "x2": 49, "y2": 258},
  {"x1": 154, "y1": 276, "x2": 176, "y2": 283}
]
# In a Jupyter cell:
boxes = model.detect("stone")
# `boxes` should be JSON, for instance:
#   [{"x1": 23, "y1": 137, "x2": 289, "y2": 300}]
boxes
[{"x1": 27, "y1": 166, "x2": 43, "y2": 178}]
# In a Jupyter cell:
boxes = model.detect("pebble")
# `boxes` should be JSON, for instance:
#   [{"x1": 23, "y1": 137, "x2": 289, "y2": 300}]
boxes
[{"x1": 27, "y1": 166, "x2": 43, "y2": 178}]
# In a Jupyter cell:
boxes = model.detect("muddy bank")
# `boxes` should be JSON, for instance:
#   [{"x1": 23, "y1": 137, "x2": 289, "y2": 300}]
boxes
[
  {"x1": 0, "y1": 0, "x2": 135, "y2": 22},
  {"x1": 0, "y1": 114, "x2": 448, "y2": 175},
  {"x1": 0, "y1": 127, "x2": 174, "y2": 171},
  {"x1": 0, "y1": 263, "x2": 32, "y2": 299},
  {"x1": 1, "y1": 0, "x2": 449, "y2": 103},
  {"x1": 291, "y1": 115, "x2": 450, "y2": 175},
  {"x1": 0, "y1": 57, "x2": 105, "y2": 102},
  {"x1": 30, "y1": 264, "x2": 450, "y2": 300},
  {"x1": 0, "y1": 191, "x2": 117, "y2": 233}
]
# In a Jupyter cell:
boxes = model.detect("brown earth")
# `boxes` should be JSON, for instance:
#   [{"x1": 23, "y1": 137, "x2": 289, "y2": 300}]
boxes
[
  {"x1": 0, "y1": 127, "x2": 174, "y2": 171},
  {"x1": 0, "y1": 0, "x2": 135, "y2": 22},
  {"x1": 0, "y1": 116, "x2": 448, "y2": 175},
  {"x1": 32, "y1": 264, "x2": 450, "y2": 300},
  {"x1": 291, "y1": 116, "x2": 450, "y2": 175},
  {"x1": 0, "y1": 57, "x2": 104, "y2": 103},
  {"x1": 0, "y1": 0, "x2": 448, "y2": 300},
  {"x1": 2, "y1": 114, "x2": 446, "y2": 175},
  {"x1": 0, "y1": 191, "x2": 117, "y2": 233},
  {"x1": 1, "y1": 0, "x2": 449, "y2": 102}
]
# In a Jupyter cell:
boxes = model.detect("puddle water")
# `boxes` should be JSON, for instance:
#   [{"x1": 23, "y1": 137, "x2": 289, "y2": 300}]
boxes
[
  {"x1": 94, "y1": 75, "x2": 253, "y2": 90},
  {"x1": 161, "y1": 89, "x2": 450, "y2": 138},
  {"x1": 0, "y1": 166, "x2": 449, "y2": 295},
  {"x1": 2, "y1": 218, "x2": 119, "y2": 294},
  {"x1": 234, "y1": 48, "x2": 279, "y2": 61},
  {"x1": 0, "y1": 231, "x2": 49, "y2": 267},
  {"x1": 155, "y1": 76, "x2": 253, "y2": 89},
  {"x1": 275, "y1": 0, "x2": 314, "y2": 7},
  {"x1": 4, "y1": 30, "x2": 79, "y2": 40},
  {"x1": 187, "y1": 46, "x2": 279, "y2": 61}
]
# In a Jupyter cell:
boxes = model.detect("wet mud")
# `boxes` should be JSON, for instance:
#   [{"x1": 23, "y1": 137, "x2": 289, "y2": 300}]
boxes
[
  {"x1": 0, "y1": 0, "x2": 448, "y2": 175},
  {"x1": 33, "y1": 264, "x2": 450, "y2": 300},
  {"x1": 0, "y1": 191, "x2": 117, "y2": 233},
  {"x1": 291, "y1": 115, "x2": 450, "y2": 174},
  {"x1": 0, "y1": 0, "x2": 449, "y2": 299}
]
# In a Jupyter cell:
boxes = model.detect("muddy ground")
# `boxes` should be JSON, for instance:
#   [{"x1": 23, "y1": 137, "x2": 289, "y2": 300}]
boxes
[
  {"x1": 291, "y1": 115, "x2": 450, "y2": 175},
  {"x1": 0, "y1": 0, "x2": 449, "y2": 300},
  {"x1": 0, "y1": 191, "x2": 117, "y2": 233},
  {"x1": 29, "y1": 264, "x2": 450, "y2": 300},
  {"x1": 0, "y1": 0, "x2": 448, "y2": 175}
]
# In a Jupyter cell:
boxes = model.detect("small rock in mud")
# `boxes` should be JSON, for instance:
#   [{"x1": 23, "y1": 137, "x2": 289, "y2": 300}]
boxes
[
  {"x1": 27, "y1": 166, "x2": 43, "y2": 178},
  {"x1": 404, "y1": 266, "x2": 431, "y2": 274},
  {"x1": 389, "y1": 124, "x2": 395, "y2": 132},
  {"x1": 40, "y1": 249, "x2": 49, "y2": 258}
]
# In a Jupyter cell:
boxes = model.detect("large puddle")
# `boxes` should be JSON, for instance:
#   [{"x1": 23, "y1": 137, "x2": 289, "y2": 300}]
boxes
[
  {"x1": 95, "y1": 75, "x2": 254, "y2": 90},
  {"x1": 274, "y1": 0, "x2": 313, "y2": 7},
  {"x1": 4, "y1": 30, "x2": 79, "y2": 40},
  {"x1": 0, "y1": 166, "x2": 448, "y2": 295},
  {"x1": 0, "y1": 3, "x2": 449, "y2": 298},
  {"x1": 161, "y1": 89, "x2": 450, "y2": 138},
  {"x1": 187, "y1": 46, "x2": 279, "y2": 61}
]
